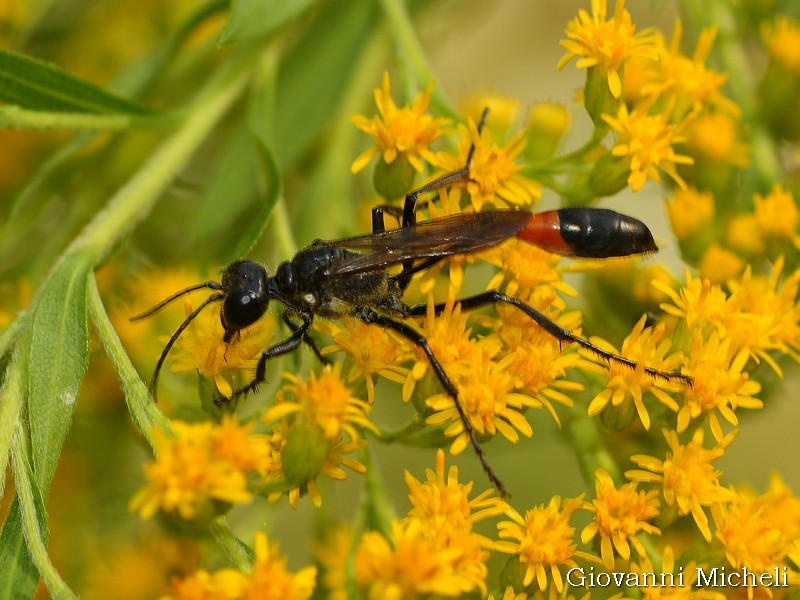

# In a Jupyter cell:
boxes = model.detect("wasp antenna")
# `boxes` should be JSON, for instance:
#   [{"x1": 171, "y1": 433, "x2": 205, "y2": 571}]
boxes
[
  {"x1": 149, "y1": 291, "x2": 225, "y2": 402},
  {"x1": 129, "y1": 281, "x2": 223, "y2": 322}
]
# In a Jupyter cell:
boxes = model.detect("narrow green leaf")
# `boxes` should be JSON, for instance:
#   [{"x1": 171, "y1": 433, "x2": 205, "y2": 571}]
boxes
[
  {"x1": 0, "y1": 499, "x2": 41, "y2": 600},
  {"x1": 273, "y1": 0, "x2": 378, "y2": 163},
  {"x1": 27, "y1": 252, "x2": 92, "y2": 494},
  {"x1": 12, "y1": 433, "x2": 76, "y2": 599},
  {"x1": 226, "y1": 133, "x2": 282, "y2": 261},
  {"x1": 0, "y1": 50, "x2": 152, "y2": 115},
  {"x1": 219, "y1": 0, "x2": 321, "y2": 45}
]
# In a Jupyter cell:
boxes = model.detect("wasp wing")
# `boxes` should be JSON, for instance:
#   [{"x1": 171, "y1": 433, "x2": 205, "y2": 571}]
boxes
[{"x1": 325, "y1": 210, "x2": 533, "y2": 276}]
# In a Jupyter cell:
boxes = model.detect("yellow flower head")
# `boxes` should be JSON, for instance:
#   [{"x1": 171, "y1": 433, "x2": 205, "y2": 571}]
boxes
[
  {"x1": 434, "y1": 117, "x2": 540, "y2": 211},
  {"x1": 666, "y1": 186, "x2": 715, "y2": 241},
  {"x1": 496, "y1": 496, "x2": 594, "y2": 594},
  {"x1": 712, "y1": 478, "x2": 800, "y2": 597},
  {"x1": 247, "y1": 532, "x2": 318, "y2": 600},
  {"x1": 602, "y1": 102, "x2": 694, "y2": 191},
  {"x1": 698, "y1": 244, "x2": 745, "y2": 285},
  {"x1": 581, "y1": 469, "x2": 660, "y2": 569},
  {"x1": 426, "y1": 347, "x2": 542, "y2": 455},
  {"x1": 627, "y1": 429, "x2": 736, "y2": 541},
  {"x1": 754, "y1": 183, "x2": 800, "y2": 243},
  {"x1": 559, "y1": 0, "x2": 660, "y2": 98},
  {"x1": 351, "y1": 72, "x2": 448, "y2": 174},
  {"x1": 685, "y1": 111, "x2": 750, "y2": 167},
  {"x1": 643, "y1": 23, "x2": 736, "y2": 116},
  {"x1": 317, "y1": 316, "x2": 412, "y2": 403},
  {"x1": 405, "y1": 449, "x2": 508, "y2": 539},
  {"x1": 130, "y1": 417, "x2": 274, "y2": 521},
  {"x1": 270, "y1": 363, "x2": 377, "y2": 442},
  {"x1": 654, "y1": 271, "x2": 735, "y2": 335},
  {"x1": 762, "y1": 16, "x2": 800, "y2": 75},
  {"x1": 586, "y1": 315, "x2": 684, "y2": 431},
  {"x1": 164, "y1": 533, "x2": 316, "y2": 600},
  {"x1": 356, "y1": 517, "x2": 489, "y2": 598},
  {"x1": 169, "y1": 296, "x2": 277, "y2": 399}
]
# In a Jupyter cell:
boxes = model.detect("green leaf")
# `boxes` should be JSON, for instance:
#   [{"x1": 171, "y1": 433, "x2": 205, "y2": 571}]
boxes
[
  {"x1": 0, "y1": 499, "x2": 42, "y2": 600},
  {"x1": 219, "y1": 0, "x2": 321, "y2": 45},
  {"x1": 273, "y1": 0, "x2": 378, "y2": 164},
  {"x1": 27, "y1": 252, "x2": 92, "y2": 494},
  {"x1": 0, "y1": 50, "x2": 152, "y2": 115},
  {"x1": 226, "y1": 133, "x2": 282, "y2": 261}
]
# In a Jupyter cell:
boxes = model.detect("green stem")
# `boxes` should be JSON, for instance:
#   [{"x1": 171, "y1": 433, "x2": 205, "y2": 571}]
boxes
[
  {"x1": 564, "y1": 405, "x2": 622, "y2": 485},
  {"x1": 66, "y1": 53, "x2": 255, "y2": 266}
]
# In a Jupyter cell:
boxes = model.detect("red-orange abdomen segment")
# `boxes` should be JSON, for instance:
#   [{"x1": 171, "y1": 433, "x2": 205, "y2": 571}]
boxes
[{"x1": 517, "y1": 208, "x2": 658, "y2": 258}]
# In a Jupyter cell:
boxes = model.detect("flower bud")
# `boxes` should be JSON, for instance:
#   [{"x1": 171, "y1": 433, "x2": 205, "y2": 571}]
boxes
[
  {"x1": 373, "y1": 153, "x2": 416, "y2": 200},
  {"x1": 281, "y1": 416, "x2": 330, "y2": 488},
  {"x1": 525, "y1": 102, "x2": 570, "y2": 162}
]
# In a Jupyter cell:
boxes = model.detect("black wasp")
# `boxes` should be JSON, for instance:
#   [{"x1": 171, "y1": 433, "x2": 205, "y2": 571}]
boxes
[{"x1": 132, "y1": 112, "x2": 690, "y2": 497}]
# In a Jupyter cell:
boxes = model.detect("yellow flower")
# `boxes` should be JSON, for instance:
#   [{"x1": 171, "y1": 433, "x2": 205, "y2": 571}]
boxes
[
  {"x1": 679, "y1": 330, "x2": 762, "y2": 442},
  {"x1": 685, "y1": 111, "x2": 750, "y2": 167},
  {"x1": 405, "y1": 449, "x2": 508, "y2": 538},
  {"x1": 654, "y1": 271, "x2": 735, "y2": 335},
  {"x1": 425, "y1": 347, "x2": 542, "y2": 455},
  {"x1": 628, "y1": 545, "x2": 726, "y2": 599},
  {"x1": 130, "y1": 417, "x2": 275, "y2": 521},
  {"x1": 433, "y1": 117, "x2": 540, "y2": 210},
  {"x1": 169, "y1": 297, "x2": 277, "y2": 399},
  {"x1": 496, "y1": 496, "x2": 596, "y2": 594},
  {"x1": 356, "y1": 517, "x2": 489, "y2": 599},
  {"x1": 726, "y1": 258, "x2": 800, "y2": 374},
  {"x1": 351, "y1": 72, "x2": 448, "y2": 174},
  {"x1": 262, "y1": 366, "x2": 373, "y2": 507},
  {"x1": 317, "y1": 316, "x2": 411, "y2": 403},
  {"x1": 586, "y1": 316, "x2": 684, "y2": 431},
  {"x1": 402, "y1": 294, "x2": 501, "y2": 404},
  {"x1": 627, "y1": 429, "x2": 736, "y2": 541},
  {"x1": 602, "y1": 102, "x2": 694, "y2": 191},
  {"x1": 313, "y1": 527, "x2": 353, "y2": 600},
  {"x1": 712, "y1": 477, "x2": 800, "y2": 598},
  {"x1": 666, "y1": 186, "x2": 715, "y2": 241},
  {"x1": 762, "y1": 16, "x2": 800, "y2": 75},
  {"x1": 698, "y1": 244, "x2": 745, "y2": 284},
  {"x1": 754, "y1": 183, "x2": 800, "y2": 246},
  {"x1": 559, "y1": 0, "x2": 660, "y2": 98},
  {"x1": 581, "y1": 469, "x2": 660, "y2": 569},
  {"x1": 726, "y1": 213, "x2": 765, "y2": 256},
  {"x1": 269, "y1": 364, "x2": 377, "y2": 442},
  {"x1": 643, "y1": 23, "x2": 736, "y2": 116},
  {"x1": 164, "y1": 533, "x2": 316, "y2": 600},
  {"x1": 246, "y1": 532, "x2": 317, "y2": 600},
  {"x1": 164, "y1": 568, "x2": 248, "y2": 600}
]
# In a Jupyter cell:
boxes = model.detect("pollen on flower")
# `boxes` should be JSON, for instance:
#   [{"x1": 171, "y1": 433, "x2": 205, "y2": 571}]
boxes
[
  {"x1": 495, "y1": 495, "x2": 596, "y2": 593},
  {"x1": 432, "y1": 117, "x2": 540, "y2": 211},
  {"x1": 581, "y1": 469, "x2": 660, "y2": 569},
  {"x1": 130, "y1": 417, "x2": 274, "y2": 521},
  {"x1": 627, "y1": 429, "x2": 736, "y2": 541},
  {"x1": 558, "y1": 0, "x2": 660, "y2": 98},
  {"x1": 164, "y1": 532, "x2": 316, "y2": 600},
  {"x1": 585, "y1": 315, "x2": 684, "y2": 431},
  {"x1": 712, "y1": 477, "x2": 800, "y2": 596},
  {"x1": 356, "y1": 451, "x2": 501, "y2": 598},
  {"x1": 351, "y1": 72, "x2": 448, "y2": 174},
  {"x1": 602, "y1": 102, "x2": 694, "y2": 191},
  {"x1": 169, "y1": 297, "x2": 276, "y2": 399}
]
